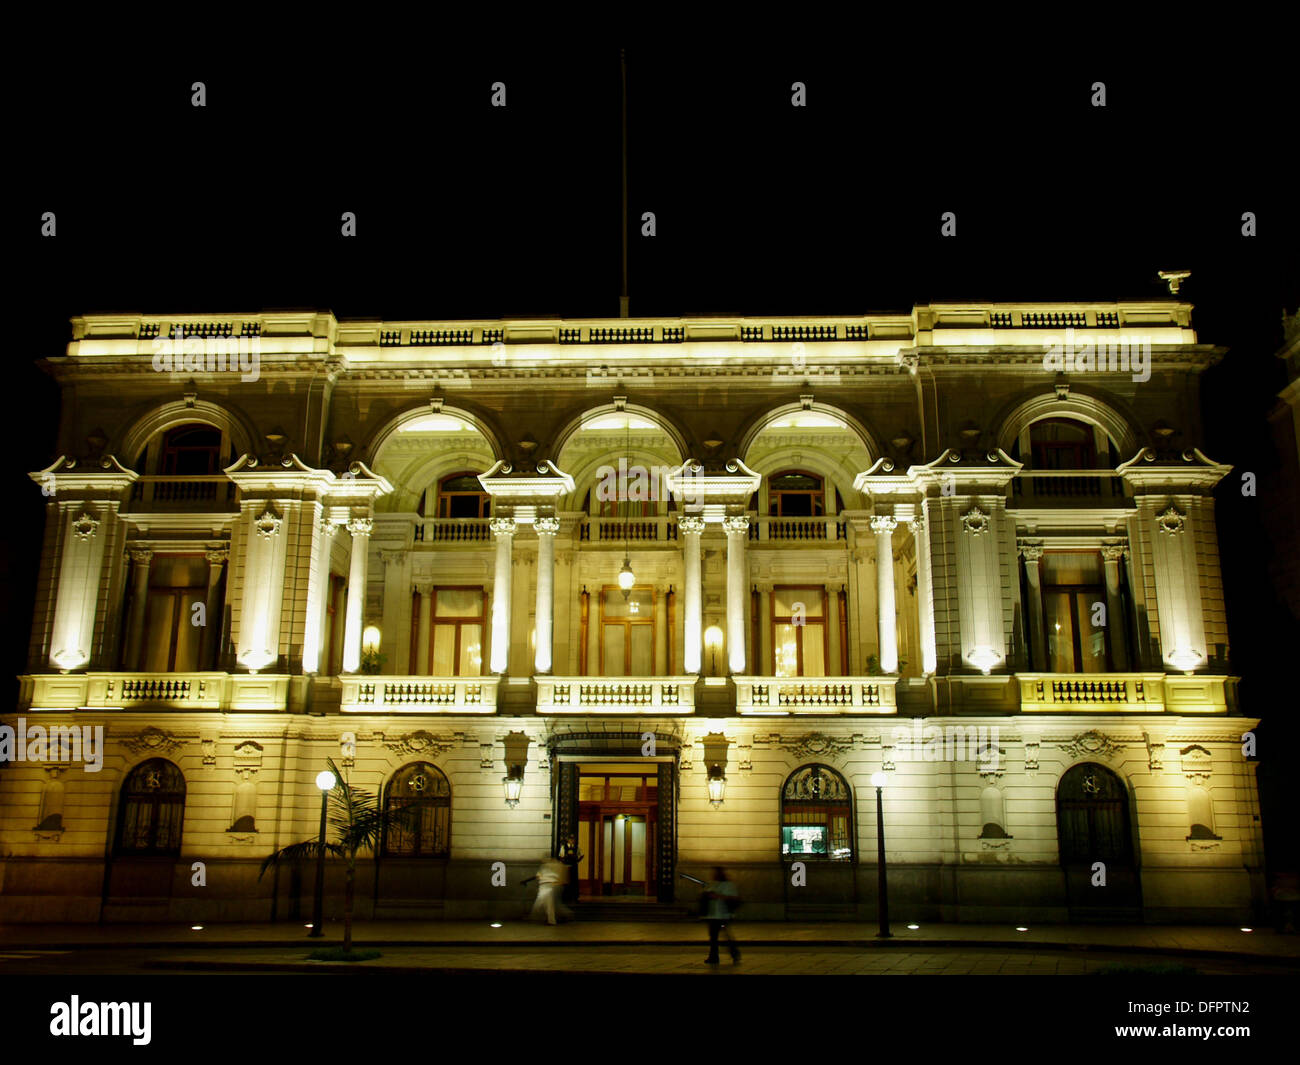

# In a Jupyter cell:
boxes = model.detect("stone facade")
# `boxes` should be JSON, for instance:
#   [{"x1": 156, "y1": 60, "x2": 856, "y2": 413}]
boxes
[{"x1": 0, "y1": 304, "x2": 1264, "y2": 923}]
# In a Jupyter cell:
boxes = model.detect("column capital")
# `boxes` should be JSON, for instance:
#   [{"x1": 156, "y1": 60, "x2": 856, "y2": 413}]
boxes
[
  {"x1": 347, "y1": 517, "x2": 373, "y2": 537},
  {"x1": 490, "y1": 516, "x2": 517, "y2": 538},
  {"x1": 1017, "y1": 538, "x2": 1045, "y2": 561},
  {"x1": 413, "y1": 580, "x2": 435, "y2": 596},
  {"x1": 678, "y1": 514, "x2": 706, "y2": 535},
  {"x1": 535, "y1": 516, "x2": 561, "y2": 535},
  {"x1": 128, "y1": 547, "x2": 154, "y2": 565},
  {"x1": 870, "y1": 515, "x2": 898, "y2": 535},
  {"x1": 204, "y1": 548, "x2": 229, "y2": 566},
  {"x1": 1101, "y1": 540, "x2": 1129, "y2": 562},
  {"x1": 722, "y1": 514, "x2": 749, "y2": 535},
  {"x1": 379, "y1": 549, "x2": 405, "y2": 567}
]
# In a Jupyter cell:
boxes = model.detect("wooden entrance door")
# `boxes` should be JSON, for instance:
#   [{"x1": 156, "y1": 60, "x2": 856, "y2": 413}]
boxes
[
  {"x1": 1056, "y1": 762, "x2": 1141, "y2": 919},
  {"x1": 576, "y1": 771, "x2": 658, "y2": 897}
]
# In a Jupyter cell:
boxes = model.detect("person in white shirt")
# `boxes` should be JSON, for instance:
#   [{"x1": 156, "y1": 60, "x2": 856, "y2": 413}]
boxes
[{"x1": 702, "y1": 866, "x2": 741, "y2": 964}]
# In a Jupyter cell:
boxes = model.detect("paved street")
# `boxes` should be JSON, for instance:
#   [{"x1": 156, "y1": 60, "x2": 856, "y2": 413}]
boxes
[{"x1": 0, "y1": 940, "x2": 1294, "y2": 977}]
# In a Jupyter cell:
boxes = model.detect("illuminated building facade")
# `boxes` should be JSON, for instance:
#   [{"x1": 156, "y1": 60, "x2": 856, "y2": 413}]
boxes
[{"x1": 0, "y1": 303, "x2": 1264, "y2": 923}]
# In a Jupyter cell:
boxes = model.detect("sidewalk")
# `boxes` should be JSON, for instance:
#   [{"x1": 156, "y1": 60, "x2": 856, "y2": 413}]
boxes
[{"x1": 2, "y1": 919, "x2": 1296, "y2": 963}]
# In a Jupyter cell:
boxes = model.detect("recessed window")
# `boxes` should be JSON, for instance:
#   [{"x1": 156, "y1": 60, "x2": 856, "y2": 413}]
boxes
[
  {"x1": 436, "y1": 473, "x2": 491, "y2": 519},
  {"x1": 601, "y1": 587, "x2": 654, "y2": 676},
  {"x1": 1041, "y1": 553, "x2": 1109, "y2": 673},
  {"x1": 115, "y1": 759, "x2": 186, "y2": 856},
  {"x1": 782, "y1": 764, "x2": 852, "y2": 861},
  {"x1": 382, "y1": 762, "x2": 450, "y2": 858},
  {"x1": 772, "y1": 587, "x2": 827, "y2": 677}
]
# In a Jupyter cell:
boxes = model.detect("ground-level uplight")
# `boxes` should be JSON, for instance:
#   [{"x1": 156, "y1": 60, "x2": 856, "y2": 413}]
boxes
[
  {"x1": 191, "y1": 925, "x2": 203, "y2": 931},
  {"x1": 1015, "y1": 926, "x2": 1029, "y2": 932},
  {"x1": 907, "y1": 923, "x2": 920, "y2": 930},
  {"x1": 490, "y1": 923, "x2": 502, "y2": 929}
]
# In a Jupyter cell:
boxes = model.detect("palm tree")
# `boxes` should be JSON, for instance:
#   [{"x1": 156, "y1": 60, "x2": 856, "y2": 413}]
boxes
[{"x1": 259, "y1": 758, "x2": 429, "y2": 954}]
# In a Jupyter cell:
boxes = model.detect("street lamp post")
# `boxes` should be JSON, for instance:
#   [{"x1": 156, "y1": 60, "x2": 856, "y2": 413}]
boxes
[
  {"x1": 871, "y1": 771, "x2": 891, "y2": 939},
  {"x1": 308, "y1": 769, "x2": 336, "y2": 938}
]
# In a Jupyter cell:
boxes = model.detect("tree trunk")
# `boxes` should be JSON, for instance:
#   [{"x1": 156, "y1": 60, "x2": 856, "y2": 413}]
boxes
[{"x1": 344, "y1": 860, "x2": 355, "y2": 953}]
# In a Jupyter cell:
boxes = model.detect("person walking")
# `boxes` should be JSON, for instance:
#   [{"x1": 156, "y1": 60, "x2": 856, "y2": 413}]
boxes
[
  {"x1": 701, "y1": 866, "x2": 741, "y2": 965},
  {"x1": 526, "y1": 856, "x2": 571, "y2": 925}
]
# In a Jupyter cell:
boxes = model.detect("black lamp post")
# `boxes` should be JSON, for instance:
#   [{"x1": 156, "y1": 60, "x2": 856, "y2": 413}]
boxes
[
  {"x1": 308, "y1": 769, "x2": 336, "y2": 938},
  {"x1": 871, "y1": 771, "x2": 891, "y2": 938}
]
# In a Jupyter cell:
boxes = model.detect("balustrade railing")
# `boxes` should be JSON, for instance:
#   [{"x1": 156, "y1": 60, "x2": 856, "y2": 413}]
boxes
[
  {"x1": 128, "y1": 476, "x2": 238, "y2": 509},
  {"x1": 578, "y1": 516, "x2": 677, "y2": 542},
  {"x1": 413, "y1": 518, "x2": 493, "y2": 544},
  {"x1": 339, "y1": 675, "x2": 499, "y2": 712},
  {"x1": 734, "y1": 676, "x2": 897, "y2": 713},
  {"x1": 536, "y1": 676, "x2": 697, "y2": 712},
  {"x1": 1010, "y1": 470, "x2": 1125, "y2": 502},
  {"x1": 748, "y1": 516, "x2": 846, "y2": 542}
]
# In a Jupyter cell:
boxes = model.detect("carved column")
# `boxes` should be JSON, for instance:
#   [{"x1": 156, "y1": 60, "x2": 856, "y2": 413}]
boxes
[
  {"x1": 911, "y1": 513, "x2": 938, "y2": 676},
  {"x1": 303, "y1": 519, "x2": 336, "y2": 674},
  {"x1": 758, "y1": 584, "x2": 773, "y2": 676},
  {"x1": 871, "y1": 515, "x2": 899, "y2": 674},
  {"x1": 1102, "y1": 541, "x2": 1130, "y2": 671},
  {"x1": 123, "y1": 548, "x2": 153, "y2": 671},
  {"x1": 341, "y1": 517, "x2": 372, "y2": 674},
  {"x1": 534, "y1": 516, "x2": 559, "y2": 674},
  {"x1": 679, "y1": 515, "x2": 705, "y2": 674},
  {"x1": 724, "y1": 515, "x2": 749, "y2": 673},
  {"x1": 415, "y1": 581, "x2": 434, "y2": 675},
  {"x1": 201, "y1": 549, "x2": 227, "y2": 670},
  {"x1": 824, "y1": 583, "x2": 840, "y2": 676},
  {"x1": 489, "y1": 516, "x2": 516, "y2": 674},
  {"x1": 1019, "y1": 539, "x2": 1046, "y2": 671},
  {"x1": 585, "y1": 586, "x2": 601, "y2": 676}
]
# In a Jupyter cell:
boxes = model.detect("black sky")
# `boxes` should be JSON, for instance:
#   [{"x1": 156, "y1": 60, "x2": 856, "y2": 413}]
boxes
[{"x1": 11, "y1": 47, "x2": 1299, "y2": 869}]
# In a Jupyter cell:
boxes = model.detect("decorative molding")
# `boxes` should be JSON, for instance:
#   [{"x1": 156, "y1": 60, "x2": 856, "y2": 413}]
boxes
[
  {"x1": 1057, "y1": 729, "x2": 1126, "y2": 762},
  {"x1": 381, "y1": 730, "x2": 456, "y2": 758},
  {"x1": 201, "y1": 738, "x2": 217, "y2": 766},
  {"x1": 122, "y1": 726, "x2": 184, "y2": 756},
  {"x1": 254, "y1": 504, "x2": 283, "y2": 539},
  {"x1": 71, "y1": 511, "x2": 100, "y2": 542},
  {"x1": 772, "y1": 732, "x2": 856, "y2": 761},
  {"x1": 961, "y1": 504, "x2": 991, "y2": 536},
  {"x1": 1180, "y1": 743, "x2": 1213, "y2": 783},
  {"x1": 1156, "y1": 504, "x2": 1185, "y2": 535}
]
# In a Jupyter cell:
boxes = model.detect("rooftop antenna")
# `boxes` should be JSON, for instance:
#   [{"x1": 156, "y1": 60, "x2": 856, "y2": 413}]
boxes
[{"x1": 620, "y1": 48, "x2": 630, "y2": 318}]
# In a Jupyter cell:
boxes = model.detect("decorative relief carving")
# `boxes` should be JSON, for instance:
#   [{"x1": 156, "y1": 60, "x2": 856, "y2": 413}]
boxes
[
  {"x1": 1057, "y1": 730, "x2": 1126, "y2": 761},
  {"x1": 1157, "y1": 504, "x2": 1185, "y2": 535},
  {"x1": 774, "y1": 732, "x2": 856, "y2": 760},
  {"x1": 122, "y1": 726, "x2": 183, "y2": 756},
  {"x1": 71, "y1": 511, "x2": 100, "y2": 542},
  {"x1": 1180, "y1": 744, "x2": 1213, "y2": 783},
  {"x1": 254, "y1": 505, "x2": 282, "y2": 539},
  {"x1": 382, "y1": 730, "x2": 455, "y2": 758},
  {"x1": 233, "y1": 740, "x2": 263, "y2": 774},
  {"x1": 961, "y1": 504, "x2": 991, "y2": 536},
  {"x1": 201, "y1": 738, "x2": 217, "y2": 766}
]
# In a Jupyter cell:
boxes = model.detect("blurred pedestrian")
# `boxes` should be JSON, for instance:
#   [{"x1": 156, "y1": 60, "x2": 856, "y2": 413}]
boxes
[
  {"x1": 701, "y1": 866, "x2": 741, "y2": 964},
  {"x1": 528, "y1": 857, "x2": 571, "y2": 925}
]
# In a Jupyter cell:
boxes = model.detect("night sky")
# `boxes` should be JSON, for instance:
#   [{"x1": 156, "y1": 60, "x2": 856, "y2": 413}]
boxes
[{"x1": 11, "y1": 49, "x2": 1298, "y2": 869}]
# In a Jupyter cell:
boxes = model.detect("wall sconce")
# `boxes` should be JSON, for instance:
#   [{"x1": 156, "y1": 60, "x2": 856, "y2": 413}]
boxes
[
  {"x1": 704, "y1": 626, "x2": 724, "y2": 676},
  {"x1": 707, "y1": 763, "x2": 726, "y2": 808},
  {"x1": 503, "y1": 764, "x2": 524, "y2": 808}
]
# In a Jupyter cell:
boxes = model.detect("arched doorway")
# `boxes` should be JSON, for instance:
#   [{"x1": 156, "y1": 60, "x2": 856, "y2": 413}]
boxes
[
  {"x1": 104, "y1": 759, "x2": 187, "y2": 920},
  {"x1": 374, "y1": 762, "x2": 452, "y2": 918},
  {"x1": 781, "y1": 764, "x2": 857, "y2": 918},
  {"x1": 1056, "y1": 763, "x2": 1141, "y2": 920}
]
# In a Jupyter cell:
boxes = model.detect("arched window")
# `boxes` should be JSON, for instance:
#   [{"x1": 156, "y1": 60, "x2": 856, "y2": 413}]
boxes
[
  {"x1": 768, "y1": 471, "x2": 825, "y2": 517},
  {"x1": 115, "y1": 759, "x2": 186, "y2": 856},
  {"x1": 382, "y1": 762, "x2": 451, "y2": 857},
  {"x1": 781, "y1": 764, "x2": 852, "y2": 861},
  {"x1": 435, "y1": 472, "x2": 491, "y2": 519},
  {"x1": 159, "y1": 424, "x2": 224, "y2": 475},
  {"x1": 1016, "y1": 419, "x2": 1105, "y2": 470}
]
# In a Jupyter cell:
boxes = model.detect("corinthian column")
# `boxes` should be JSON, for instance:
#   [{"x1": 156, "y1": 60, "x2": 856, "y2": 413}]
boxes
[
  {"x1": 1102, "y1": 541, "x2": 1130, "y2": 670},
  {"x1": 679, "y1": 515, "x2": 705, "y2": 674},
  {"x1": 871, "y1": 515, "x2": 899, "y2": 674},
  {"x1": 415, "y1": 581, "x2": 434, "y2": 675},
  {"x1": 534, "y1": 516, "x2": 559, "y2": 674},
  {"x1": 341, "y1": 517, "x2": 372, "y2": 674},
  {"x1": 489, "y1": 516, "x2": 516, "y2": 674},
  {"x1": 723, "y1": 515, "x2": 749, "y2": 673},
  {"x1": 911, "y1": 515, "x2": 937, "y2": 675},
  {"x1": 1019, "y1": 539, "x2": 1046, "y2": 671},
  {"x1": 201, "y1": 549, "x2": 227, "y2": 670},
  {"x1": 123, "y1": 548, "x2": 153, "y2": 671}
]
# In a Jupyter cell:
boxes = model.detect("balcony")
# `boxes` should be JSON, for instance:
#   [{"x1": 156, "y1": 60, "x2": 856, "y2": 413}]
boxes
[
  {"x1": 339, "y1": 675, "x2": 500, "y2": 712},
  {"x1": 1009, "y1": 469, "x2": 1126, "y2": 506},
  {"x1": 1017, "y1": 673, "x2": 1232, "y2": 713},
  {"x1": 127, "y1": 476, "x2": 238, "y2": 511},
  {"x1": 413, "y1": 518, "x2": 492, "y2": 544},
  {"x1": 21, "y1": 672, "x2": 288, "y2": 712},
  {"x1": 535, "y1": 676, "x2": 697, "y2": 713},
  {"x1": 748, "y1": 516, "x2": 846, "y2": 542},
  {"x1": 734, "y1": 676, "x2": 898, "y2": 714},
  {"x1": 578, "y1": 516, "x2": 677, "y2": 542}
]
